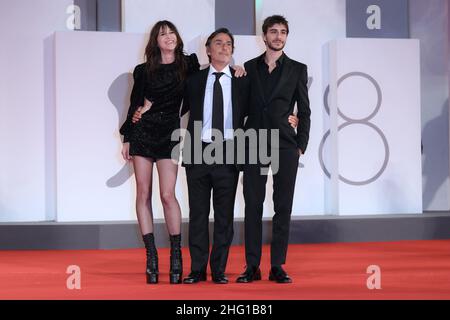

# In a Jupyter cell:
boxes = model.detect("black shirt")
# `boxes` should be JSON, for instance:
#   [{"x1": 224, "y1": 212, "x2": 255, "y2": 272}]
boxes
[{"x1": 257, "y1": 52, "x2": 286, "y2": 101}]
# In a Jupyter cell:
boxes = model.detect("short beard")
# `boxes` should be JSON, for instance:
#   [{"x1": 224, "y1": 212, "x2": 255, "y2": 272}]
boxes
[{"x1": 266, "y1": 41, "x2": 285, "y2": 52}]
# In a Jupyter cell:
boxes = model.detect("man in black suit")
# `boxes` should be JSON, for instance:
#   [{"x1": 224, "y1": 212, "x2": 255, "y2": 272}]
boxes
[
  {"x1": 237, "y1": 15, "x2": 311, "y2": 284},
  {"x1": 180, "y1": 28, "x2": 249, "y2": 284}
]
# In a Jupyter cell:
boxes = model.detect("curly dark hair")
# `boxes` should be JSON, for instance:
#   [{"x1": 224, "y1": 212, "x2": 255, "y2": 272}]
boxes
[{"x1": 262, "y1": 15, "x2": 289, "y2": 35}]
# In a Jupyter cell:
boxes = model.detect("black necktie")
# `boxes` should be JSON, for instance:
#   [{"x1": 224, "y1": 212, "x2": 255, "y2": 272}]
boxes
[{"x1": 212, "y1": 72, "x2": 224, "y2": 138}]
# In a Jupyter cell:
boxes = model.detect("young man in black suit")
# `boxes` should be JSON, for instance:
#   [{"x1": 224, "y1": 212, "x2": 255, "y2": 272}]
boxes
[{"x1": 237, "y1": 15, "x2": 311, "y2": 284}]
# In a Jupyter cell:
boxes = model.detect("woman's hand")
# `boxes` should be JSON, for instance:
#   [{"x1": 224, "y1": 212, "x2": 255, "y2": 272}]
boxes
[
  {"x1": 121, "y1": 142, "x2": 132, "y2": 161},
  {"x1": 288, "y1": 114, "x2": 298, "y2": 128},
  {"x1": 231, "y1": 65, "x2": 247, "y2": 77}
]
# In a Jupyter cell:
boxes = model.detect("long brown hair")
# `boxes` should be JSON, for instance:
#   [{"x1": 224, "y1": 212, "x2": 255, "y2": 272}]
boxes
[{"x1": 144, "y1": 20, "x2": 187, "y2": 81}]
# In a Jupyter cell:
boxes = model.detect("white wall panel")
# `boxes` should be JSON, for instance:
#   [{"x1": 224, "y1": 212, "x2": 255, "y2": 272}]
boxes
[
  {"x1": 54, "y1": 31, "x2": 145, "y2": 222},
  {"x1": 0, "y1": 0, "x2": 73, "y2": 222},
  {"x1": 324, "y1": 39, "x2": 422, "y2": 214}
]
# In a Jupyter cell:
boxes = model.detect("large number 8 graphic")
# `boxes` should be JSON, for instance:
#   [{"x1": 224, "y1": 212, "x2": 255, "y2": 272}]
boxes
[{"x1": 319, "y1": 72, "x2": 390, "y2": 186}]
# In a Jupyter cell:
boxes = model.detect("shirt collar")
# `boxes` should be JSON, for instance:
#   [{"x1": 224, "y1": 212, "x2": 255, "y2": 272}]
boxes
[
  {"x1": 209, "y1": 64, "x2": 232, "y2": 78},
  {"x1": 258, "y1": 52, "x2": 286, "y2": 66}
]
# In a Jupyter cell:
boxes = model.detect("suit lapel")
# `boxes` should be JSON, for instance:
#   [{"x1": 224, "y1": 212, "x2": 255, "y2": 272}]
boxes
[
  {"x1": 230, "y1": 67, "x2": 239, "y2": 129},
  {"x1": 267, "y1": 55, "x2": 294, "y2": 103},
  {"x1": 194, "y1": 67, "x2": 209, "y2": 122},
  {"x1": 253, "y1": 53, "x2": 267, "y2": 105}
]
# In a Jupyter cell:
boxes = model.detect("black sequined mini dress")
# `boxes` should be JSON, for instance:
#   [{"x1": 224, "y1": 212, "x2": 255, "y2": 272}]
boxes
[{"x1": 120, "y1": 54, "x2": 199, "y2": 160}]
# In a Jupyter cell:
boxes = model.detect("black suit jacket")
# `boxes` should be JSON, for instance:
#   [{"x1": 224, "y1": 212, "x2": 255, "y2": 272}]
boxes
[
  {"x1": 244, "y1": 53, "x2": 311, "y2": 152},
  {"x1": 180, "y1": 66, "x2": 249, "y2": 169}
]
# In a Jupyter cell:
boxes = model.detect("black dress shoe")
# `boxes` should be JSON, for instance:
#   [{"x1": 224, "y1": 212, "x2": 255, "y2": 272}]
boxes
[
  {"x1": 236, "y1": 266, "x2": 261, "y2": 283},
  {"x1": 269, "y1": 266, "x2": 292, "y2": 283},
  {"x1": 183, "y1": 271, "x2": 207, "y2": 284},
  {"x1": 212, "y1": 273, "x2": 228, "y2": 284}
]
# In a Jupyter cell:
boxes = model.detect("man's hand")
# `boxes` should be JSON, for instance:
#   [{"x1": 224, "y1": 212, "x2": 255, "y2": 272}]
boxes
[
  {"x1": 132, "y1": 106, "x2": 142, "y2": 123},
  {"x1": 132, "y1": 100, "x2": 153, "y2": 123},
  {"x1": 289, "y1": 115, "x2": 302, "y2": 156},
  {"x1": 288, "y1": 114, "x2": 298, "y2": 128},
  {"x1": 121, "y1": 142, "x2": 132, "y2": 161},
  {"x1": 231, "y1": 65, "x2": 247, "y2": 77}
]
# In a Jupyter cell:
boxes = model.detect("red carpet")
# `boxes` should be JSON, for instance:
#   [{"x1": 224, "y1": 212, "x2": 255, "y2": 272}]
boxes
[{"x1": 1, "y1": 240, "x2": 450, "y2": 300}]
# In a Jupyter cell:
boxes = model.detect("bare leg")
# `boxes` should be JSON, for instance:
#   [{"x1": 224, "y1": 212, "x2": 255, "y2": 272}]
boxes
[
  {"x1": 133, "y1": 156, "x2": 155, "y2": 235},
  {"x1": 156, "y1": 159, "x2": 182, "y2": 235}
]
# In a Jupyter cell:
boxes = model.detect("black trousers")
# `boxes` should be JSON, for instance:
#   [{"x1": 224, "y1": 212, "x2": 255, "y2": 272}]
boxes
[
  {"x1": 243, "y1": 148, "x2": 299, "y2": 267},
  {"x1": 186, "y1": 164, "x2": 239, "y2": 275}
]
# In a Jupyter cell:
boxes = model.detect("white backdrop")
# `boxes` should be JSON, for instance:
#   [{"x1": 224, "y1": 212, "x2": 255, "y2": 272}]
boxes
[
  {"x1": 53, "y1": 0, "x2": 348, "y2": 221},
  {"x1": 54, "y1": 36, "x2": 422, "y2": 221},
  {"x1": 0, "y1": 0, "x2": 432, "y2": 222}
]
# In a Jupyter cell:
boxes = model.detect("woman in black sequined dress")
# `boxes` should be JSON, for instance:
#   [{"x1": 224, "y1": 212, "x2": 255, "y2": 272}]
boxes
[{"x1": 119, "y1": 21, "x2": 199, "y2": 284}]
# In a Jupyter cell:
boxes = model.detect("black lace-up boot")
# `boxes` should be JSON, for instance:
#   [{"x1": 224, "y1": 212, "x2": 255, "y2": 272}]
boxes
[
  {"x1": 142, "y1": 233, "x2": 158, "y2": 284},
  {"x1": 169, "y1": 234, "x2": 182, "y2": 284}
]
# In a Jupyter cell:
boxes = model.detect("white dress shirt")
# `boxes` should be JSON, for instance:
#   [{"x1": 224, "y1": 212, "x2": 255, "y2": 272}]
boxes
[{"x1": 202, "y1": 65, "x2": 234, "y2": 142}]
